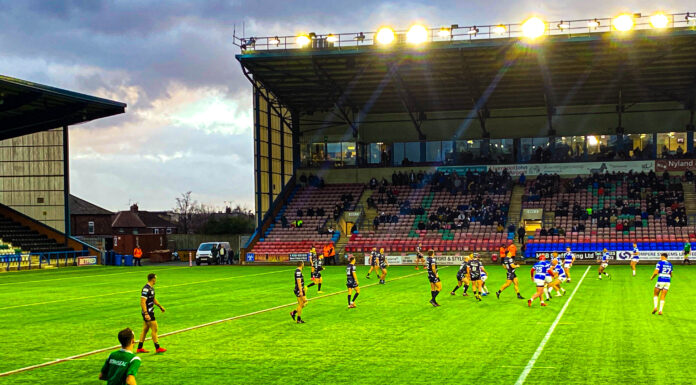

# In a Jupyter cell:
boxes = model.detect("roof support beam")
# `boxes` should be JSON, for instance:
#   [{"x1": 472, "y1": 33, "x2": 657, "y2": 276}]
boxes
[
  {"x1": 240, "y1": 64, "x2": 295, "y2": 134},
  {"x1": 536, "y1": 48, "x2": 556, "y2": 136},
  {"x1": 311, "y1": 58, "x2": 359, "y2": 137},
  {"x1": 386, "y1": 62, "x2": 426, "y2": 140}
]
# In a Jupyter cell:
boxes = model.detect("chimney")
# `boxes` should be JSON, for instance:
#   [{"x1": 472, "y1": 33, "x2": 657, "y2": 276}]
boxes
[{"x1": 130, "y1": 204, "x2": 139, "y2": 213}]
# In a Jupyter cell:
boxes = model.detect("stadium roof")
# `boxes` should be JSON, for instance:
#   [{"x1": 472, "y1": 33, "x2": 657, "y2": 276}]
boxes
[
  {"x1": 0, "y1": 75, "x2": 126, "y2": 141},
  {"x1": 236, "y1": 28, "x2": 696, "y2": 117}
]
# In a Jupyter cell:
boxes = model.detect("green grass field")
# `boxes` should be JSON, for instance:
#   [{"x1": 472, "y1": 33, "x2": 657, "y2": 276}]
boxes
[{"x1": 1, "y1": 263, "x2": 694, "y2": 384}]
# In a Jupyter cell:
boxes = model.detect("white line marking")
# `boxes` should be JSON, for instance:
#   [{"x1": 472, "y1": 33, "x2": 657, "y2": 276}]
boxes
[
  {"x1": 0, "y1": 268, "x2": 430, "y2": 377},
  {"x1": 514, "y1": 265, "x2": 590, "y2": 385},
  {"x1": 0, "y1": 266, "x2": 187, "y2": 286},
  {"x1": 0, "y1": 269, "x2": 288, "y2": 310}
]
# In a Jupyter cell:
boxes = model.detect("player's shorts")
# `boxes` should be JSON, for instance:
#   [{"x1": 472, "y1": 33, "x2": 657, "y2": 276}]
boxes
[
  {"x1": 534, "y1": 278, "x2": 546, "y2": 287},
  {"x1": 544, "y1": 276, "x2": 553, "y2": 283},
  {"x1": 416, "y1": 254, "x2": 424, "y2": 260},
  {"x1": 481, "y1": 275, "x2": 488, "y2": 282},
  {"x1": 379, "y1": 264, "x2": 387, "y2": 270},
  {"x1": 428, "y1": 274, "x2": 440, "y2": 284},
  {"x1": 142, "y1": 311, "x2": 155, "y2": 322},
  {"x1": 632, "y1": 257, "x2": 639, "y2": 262},
  {"x1": 470, "y1": 274, "x2": 481, "y2": 281},
  {"x1": 506, "y1": 271, "x2": 517, "y2": 280},
  {"x1": 655, "y1": 281, "x2": 670, "y2": 290},
  {"x1": 564, "y1": 262, "x2": 572, "y2": 269},
  {"x1": 346, "y1": 278, "x2": 358, "y2": 289},
  {"x1": 601, "y1": 262, "x2": 608, "y2": 268},
  {"x1": 457, "y1": 271, "x2": 466, "y2": 281},
  {"x1": 311, "y1": 271, "x2": 322, "y2": 279},
  {"x1": 294, "y1": 288, "x2": 305, "y2": 298}
]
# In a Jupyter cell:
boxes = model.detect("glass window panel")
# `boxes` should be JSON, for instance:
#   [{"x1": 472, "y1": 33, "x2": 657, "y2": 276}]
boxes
[
  {"x1": 326, "y1": 143, "x2": 342, "y2": 161},
  {"x1": 392, "y1": 143, "x2": 404, "y2": 165},
  {"x1": 342, "y1": 142, "x2": 356, "y2": 166},
  {"x1": 425, "y1": 141, "x2": 442, "y2": 162},
  {"x1": 404, "y1": 142, "x2": 420, "y2": 164}
]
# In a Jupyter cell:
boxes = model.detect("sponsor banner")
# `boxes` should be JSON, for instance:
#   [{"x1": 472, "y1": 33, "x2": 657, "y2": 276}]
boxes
[
  {"x1": 535, "y1": 251, "x2": 603, "y2": 260},
  {"x1": 362, "y1": 255, "x2": 403, "y2": 266},
  {"x1": 489, "y1": 160, "x2": 654, "y2": 177},
  {"x1": 245, "y1": 253, "x2": 255, "y2": 262},
  {"x1": 436, "y1": 165, "x2": 488, "y2": 174},
  {"x1": 656, "y1": 159, "x2": 696, "y2": 172},
  {"x1": 289, "y1": 253, "x2": 309, "y2": 262},
  {"x1": 616, "y1": 250, "x2": 695, "y2": 261},
  {"x1": 522, "y1": 208, "x2": 543, "y2": 219},
  {"x1": 77, "y1": 256, "x2": 97, "y2": 266},
  {"x1": 344, "y1": 211, "x2": 361, "y2": 218},
  {"x1": 364, "y1": 254, "x2": 469, "y2": 265}
]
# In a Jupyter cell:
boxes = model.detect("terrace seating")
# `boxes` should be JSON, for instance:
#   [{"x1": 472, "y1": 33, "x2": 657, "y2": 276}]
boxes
[{"x1": 0, "y1": 215, "x2": 74, "y2": 254}]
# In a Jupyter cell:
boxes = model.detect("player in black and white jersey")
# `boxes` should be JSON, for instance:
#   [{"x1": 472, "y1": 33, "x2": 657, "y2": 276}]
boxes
[
  {"x1": 346, "y1": 256, "x2": 360, "y2": 308},
  {"x1": 426, "y1": 250, "x2": 442, "y2": 307},
  {"x1": 468, "y1": 253, "x2": 486, "y2": 301},
  {"x1": 450, "y1": 254, "x2": 471, "y2": 296},
  {"x1": 415, "y1": 243, "x2": 425, "y2": 270},
  {"x1": 290, "y1": 261, "x2": 307, "y2": 324},
  {"x1": 366, "y1": 247, "x2": 379, "y2": 279},
  {"x1": 496, "y1": 251, "x2": 524, "y2": 300},
  {"x1": 307, "y1": 249, "x2": 324, "y2": 293},
  {"x1": 378, "y1": 248, "x2": 389, "y2": 284},
  {"x1": 137, "y1": 273, "x2": 166, "y2": 354}
]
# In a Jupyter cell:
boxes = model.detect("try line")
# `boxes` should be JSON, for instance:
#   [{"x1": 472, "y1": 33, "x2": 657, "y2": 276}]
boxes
[
  {"x1": 0, "y1": 268, "x2": 433, "y2": 377},
  {"x1": 514, "y1": 265, "x2": 591, "y2": 385}
]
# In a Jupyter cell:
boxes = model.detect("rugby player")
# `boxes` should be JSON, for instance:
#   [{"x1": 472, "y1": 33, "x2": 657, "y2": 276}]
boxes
[
  {"x1": 290, "y1": 261, "x2": 307, "y2": 323},
  {"x1": 100, "y1": 328, "x2": 141, "y2": 385},
  {"x1": 630, "y1": 242, "x2": 639, "y2": 277},
  {"x1": 137, "y1": 274, "x2": 166, "y2": 354},
  {"x1": 563, "y1": 247, "x2": 575, "y2": 283},
  {"x1": 528, "y1": 256, "x2": 549, "y2": 307},
  {"x1": 549, "y1": 259, "x2": 567, "y2": 297},
  {"x1": 496, "y1": 251, "x2": 524, "y2": 300},
  {"x1": 468, "y1": 253, "x2": 485, "y2": 301},
  {"x1": 366, "y1": 247, "x2": 378, "y2": 279},
  {"x1": 450, "y1": 255, "x2": 471, "y2": 296},
  {"x1": 415, "y1": 243, "x2": 425, "y2": 270},
  {"x1": 378, "y1": 248, "x2": 389, "y2": 284},
  {"x1": 307, "y1": 249, "x2": 324, "y2": 293},
  {"x1": 426, "y1": 250, "x2": 442, "y2": 307},
  {"x1": 598, "y1": 248, "x2": 610, "y2": 279},
  {"x1": 346, "y1": 256, "x2": 359, "y2": 308},
  {"x1": 650, "y1": 253, "x2": 673, "y2": 315}
]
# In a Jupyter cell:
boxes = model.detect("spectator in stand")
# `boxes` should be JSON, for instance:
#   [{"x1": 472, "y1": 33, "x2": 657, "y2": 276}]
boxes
[
  {"x1": 281, "y1": 215, "x2": 288, "y2": 228},
  {"x1": 373, "y1": 217, "x2": 379, "y2": 231},
  {"x1": 558, "y1": 228, "x2": 566, "y2": 237},
  {"x1": 517, "y1": 226, "x2": 526, "y2": 243},
  {"x1": 496, "y1": 223, "x2": 504, "y2": 233},
  {"x1": 369, "y1": 177, "x2": 378, "y2": 189},
  {"x1": 307, "y1": 208, "x2": 315, "y2": 217},
  {"x1": 540, "y1": 227, "x2": 548, "y2": 236}
]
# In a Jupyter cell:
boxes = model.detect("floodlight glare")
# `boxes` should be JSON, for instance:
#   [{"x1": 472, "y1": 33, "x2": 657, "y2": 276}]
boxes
[
  {"x1": 467, "y1": 26, "x2": 479, "y2": 35},
  {"x1": 296, "y1": 34, "x2": 311, "y2": 47},
  {"x1": 650, "y1": 13, "x2": 669, "y2": 28},
  {"x1": 438, "y1": 27, "x2": 451, "y2": 38},
  {"x1": 612, "y1": 14, "x2": 634, "y2": 31},
  {"x1": 522, "y1": 17, "x2": 546, "y2": 39},
  {"x1": 493, "y1": 25, "x2": 506, "y2": 35},
  {"x1": 588, "y1": 19, "x2": 600, "y2": 29},
  {"x1": 376, "y1": 27, "x2": 395, "y2": 45},
  {"x1": 406, "y1": 25, "x2": 428, "y2": 44},
  {"x1": 587, "y1": 135, "x2": 599, "y2": 146},
  {"x1": 558, "y1": 21, "x2": 570, "y2": 30},
  {"x1": 326, "y1": 34, "x2": 338, "y2": 43},
  {"x1": 269, "y1": 36, "x2": 280, "y2": 46}
]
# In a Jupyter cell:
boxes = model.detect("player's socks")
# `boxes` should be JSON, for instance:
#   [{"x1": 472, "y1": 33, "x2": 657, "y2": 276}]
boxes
[
  {"x1": 495, "y1": 290, "x2": 501, "y2": 299},
  {"x1": 517, "y1": 293, "x2": 524, "y2": 299},
  {"x1": 659, "y1": 300, "x2": 665, "y2": 312},
  {"x1": 154, "y1": 343, "x2": 160, "y2": 349},
  {"x1": 307, "y1": 282, "x2": 315, "y2": 288},
  {"x1": 352, "y1": 293, "x2": 359, "y2": 302},
  {"x1": 317, "y1": 283, "x2": 322, "y2": 291},
  {"x1": 452, "y1": 285, "x2": 460, "y2": 293},
  {"x1": 291, "y1": 310, "x2": 297, "y2": 320},
  {"x1": 632, "y1": 270, "x2": 636, "y2": 276},
  {"x1": 347, "y1": 295, "x2": 352, "y2": 305},
  {"x1": 653, "y1": 296, "x2": 658, "y2": 309},
  {"x1": 138, "y1": 342, "x2": 144, "y2": 350},
  {"x1": 463, "y1": 285, "x2": 469, "y2": 293}
]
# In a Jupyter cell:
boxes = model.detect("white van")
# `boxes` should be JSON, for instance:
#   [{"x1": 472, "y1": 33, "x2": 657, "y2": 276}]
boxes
[{"x1": 195, "y1": 242, "x2": 231, "y2": 265}]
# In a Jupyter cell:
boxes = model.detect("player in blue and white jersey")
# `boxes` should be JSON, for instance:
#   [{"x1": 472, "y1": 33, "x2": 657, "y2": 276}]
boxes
[
  {"x1": 480, "y1": 266, "x2": 489, "y2": 296},
  {"x1": 650, "y1": 253, "x2": 673, "y2": 315},
  {"x1": 597, "y1": 248, "x2": 610, "y2": 280},
  {"x1": 549, "y1": 259, "x2": 567, "y2": 297},
  {"x1": 563, "y1": 247, "x2": 575, "y2": 283},
  {"x1": 630, "y1": 242, "x2": 640, "y2": 277},
  {"x1": 528, "y1": 256, "x2": 549, "y2": 307},
  {"x1": 541, "y1": 256, "x2": 554, "y2": 301}
]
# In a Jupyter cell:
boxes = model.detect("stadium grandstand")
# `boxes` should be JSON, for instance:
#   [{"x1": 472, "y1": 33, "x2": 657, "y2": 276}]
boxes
[
  {"x1": 0, "y1": 75, "x2": 125, "y2": 270},
  {"x1": 235, "y1": 12, "x2": 696, "y2": 264}
]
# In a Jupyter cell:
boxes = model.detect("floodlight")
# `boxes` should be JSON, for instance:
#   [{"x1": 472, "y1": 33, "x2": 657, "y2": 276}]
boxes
[
  {"x1": 612, "y1": 14, "x2": 634, "y2": 31},
  {"x1": 296, "y1": 34, "x2": 311, "y2": 47},
  {"x1": 587, "y1": 135, "x2": 599, "y2": 146},
  {"x1": 493, "y1": 25, "x2": 506, "y2": 35},
  {"x1": 588, "y1": 19, "x2": 600, "y2": 29},
  {"x1": 376, "y1": 27, "x2": 395, "y2": 45},
  {"x1": 650, "y1": 13, "x2": 669, "y2": 28},
  {"x1": 467, "y1": 26, "x2": 479, "y2": 35},
  {"x1": 438, "y1": 27, "x2": 451, "y2": 38},
  {"x1": 326, "y1": 34, "x2": 338, "y2": 43},
  {"x1": 269, "y1": 36, "x2": 280, "y2": 46},
  {"x1": 406, "y1": 25, "x2": 428, "y2": 44},
  {"x1": 356, "y1": 32, "x2": 365, "y2": 42},
  {"x1": 687, "y1": 13, "x2": 696, "y2": 24},
  {"x1": 522, "y1": 17, "x2": 546, "y2": 39},
  {"x1": 558, "y1": 20, "x2": 570, "y2": 30}
]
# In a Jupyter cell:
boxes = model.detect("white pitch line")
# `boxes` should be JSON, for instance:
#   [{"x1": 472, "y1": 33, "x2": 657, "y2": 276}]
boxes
[
  {"x1": 0, "y1": 268, "x2": 431, "y2": 377},
  {"x1": 0, "y1": 266, "x2": 187, "y2": 286},
  {"x1": 514, "y1": 265, "x2": 591, "y2": 385}
]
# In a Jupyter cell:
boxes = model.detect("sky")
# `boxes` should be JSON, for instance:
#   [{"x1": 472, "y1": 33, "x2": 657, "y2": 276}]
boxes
[{"x1": 0, "y1": 0, "x2": 691, "y2": 212}]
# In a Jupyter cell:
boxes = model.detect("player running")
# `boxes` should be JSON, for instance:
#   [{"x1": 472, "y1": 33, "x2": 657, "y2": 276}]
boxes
[
  {"x1": 346, "y1": 256, "x2": 360, "y2": 308},
  {"x1": 549, "y1": 259, "x2": 567, "y2": 297},
  {"x1": 496, "y1": 252, "x2": 524, "y2": 299},
  {"x1": 366, "y1": 247, "x2": 378, "y2": 279},
  {"x1": 100, "y1": 328, "x2": 141, "y2": 385},
  {"x1": 650, "y1": 253, "x2": 673, "y2": 315},
  {"x1": 307, "y1": 249, "x2": 324, "y2": 293},
  {"x1": 468, "y1": 253, "x2": 486, "y2": 301},
  {"x1": 598, "y1": 248, "x2": 610, "y2": 279},
  {"x1": 290, "y1": 261, "x2": 307, "y2": 323},
  {"x1": 137, "y1": 273, "x2": 166, "y2": 354},
  {"x1": 426, "y1": 250, "x2": 442, "y2": 307},
  {"x1": 450, "y1": 255, "x2": 471, "y2": 296},
  {"x1": 630, "y1": 242, "x2": 639, "y2": 277},
  {"x1": 415, "y1": 243, "x2": 425, "y2": 270},
  {"x1": 378, "y1": 248, "x2": 389, "y2": 284},
  {"x1": 528, "y1": 256, "x2": 549, "y2": 307},
  {"x1": 563, "y1": 247, "x2": 575, "y2": 283}
]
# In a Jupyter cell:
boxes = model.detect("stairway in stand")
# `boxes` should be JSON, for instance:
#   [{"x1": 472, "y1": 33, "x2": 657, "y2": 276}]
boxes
[
  {"x1": 684, "y1": 181, "x2": 696, "y2": 225},
  {"x1": 506, "y1": 184, "x2": 525, "y2": 229}
]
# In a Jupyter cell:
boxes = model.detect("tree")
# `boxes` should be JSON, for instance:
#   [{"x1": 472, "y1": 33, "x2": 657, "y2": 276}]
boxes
[{"x1": 174, "y1": 191, "x2": 197, "y2": 234}]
